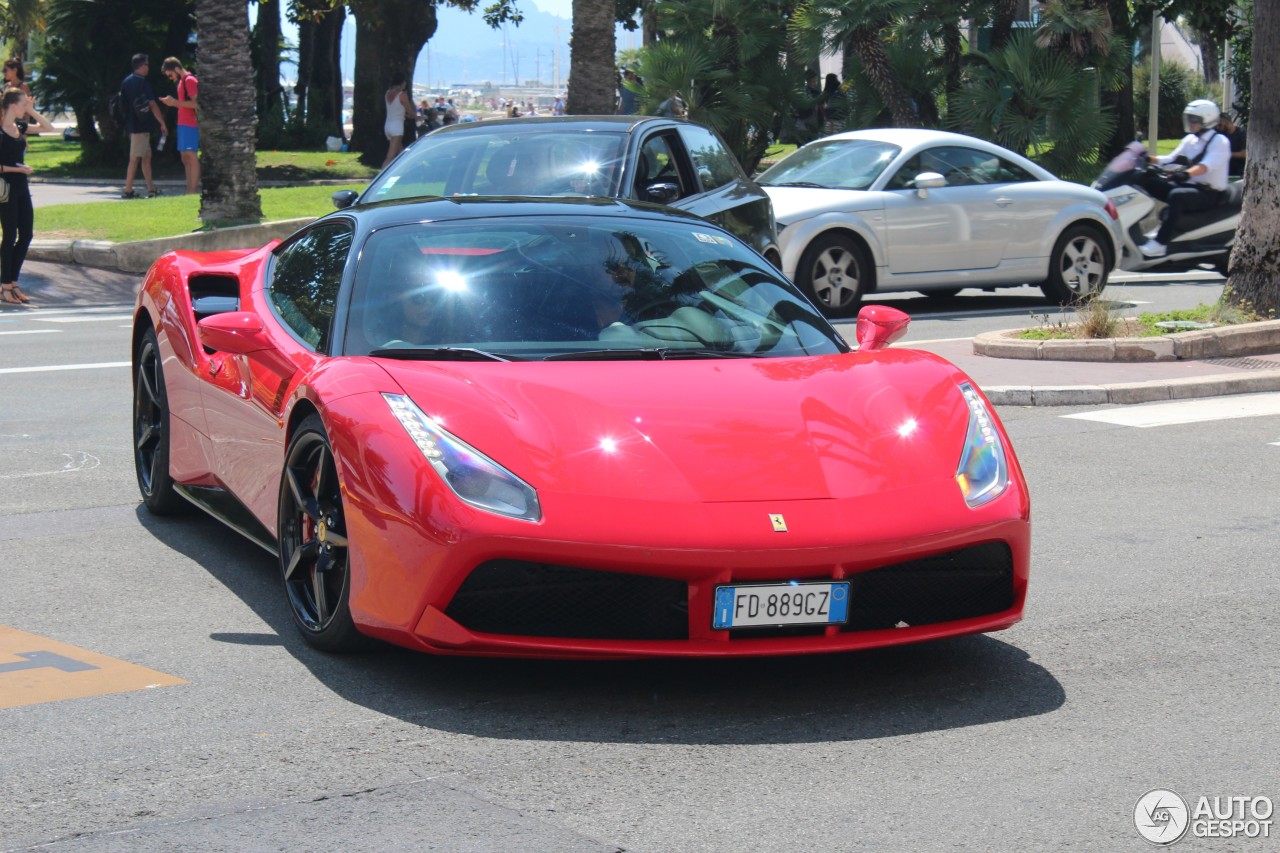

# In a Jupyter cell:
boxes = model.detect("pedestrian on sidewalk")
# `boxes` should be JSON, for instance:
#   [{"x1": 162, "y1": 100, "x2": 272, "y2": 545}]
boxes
[
  {"x1": 159, "y1": 57, "x2": 200, "y2": 195},
  {"x1": 119, "y1": 54, "x2": 168, "y2": 199},
  {"x1": 382, "y1": 72, "x2": 413, "y2": 169},
  {"x1": 3, "y1": 59, "x2": 31, "y2": 97},
  {"x1": 1, "y1": 88, "x2": 54, "y2": 305}
]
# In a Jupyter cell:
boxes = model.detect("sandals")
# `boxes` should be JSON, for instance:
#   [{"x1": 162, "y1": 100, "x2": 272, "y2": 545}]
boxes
[{"x1": 1, "y1": 284, "x2": 30, "y2": 304}]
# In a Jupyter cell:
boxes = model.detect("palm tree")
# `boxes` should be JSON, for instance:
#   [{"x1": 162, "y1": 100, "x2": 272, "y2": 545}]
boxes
[
  {"x1": 791, "y1": 0, "x2": 923, "y2": 128},
  {"x1": 951, "y1": 29, "x2": 1114, "y2": 181},
  {"x1": 0, "y1": 0, "x2": 45, "y2": 59},
  {"x1": 197, "y1": 0, "x2": 262, "y2": 224},
  {"x1": 567, "y1": 0, "x2": 616, "y2": 114}
]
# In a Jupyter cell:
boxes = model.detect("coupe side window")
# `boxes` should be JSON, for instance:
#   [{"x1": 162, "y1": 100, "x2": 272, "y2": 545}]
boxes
[
  {"x1": 269, "y1": 222, "x2": 353, "y2": 352},
  {"x1": 678, "y1": 125, "x2": 740, "y2": 191},
  {"x1": 635, "y1": 134, "x2": 688, "y2": 201}
]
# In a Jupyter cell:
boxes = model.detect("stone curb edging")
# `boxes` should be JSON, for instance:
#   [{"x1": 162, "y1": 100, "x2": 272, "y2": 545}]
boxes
[
  {"x1": 974, "y1": 320, "x2": 1280, "y2": 362},
  {"x1": 983, "y1": 369, "x2": 1280, "y2": 407},
  {"x1": 27, "y1": 217, "x2": 315, "y2": 274}
]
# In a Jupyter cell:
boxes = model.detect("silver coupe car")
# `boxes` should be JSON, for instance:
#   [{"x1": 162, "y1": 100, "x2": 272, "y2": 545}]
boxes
[{"x1": 758, "y1": 129, "x2": 1123, "y2": 316}]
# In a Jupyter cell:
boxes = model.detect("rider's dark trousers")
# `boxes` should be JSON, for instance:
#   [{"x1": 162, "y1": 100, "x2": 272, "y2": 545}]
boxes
[{"x1": 1137, "y1": 176, "x2": 1225, "y2": 245}]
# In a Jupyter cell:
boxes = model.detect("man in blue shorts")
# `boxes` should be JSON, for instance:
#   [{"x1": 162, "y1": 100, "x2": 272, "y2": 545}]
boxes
[{"x1": 159, "y1": 57, "x2": 199, "y2": 194}]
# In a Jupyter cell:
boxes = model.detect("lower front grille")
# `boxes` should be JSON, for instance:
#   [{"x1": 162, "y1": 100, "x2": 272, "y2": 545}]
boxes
[
  {"x1": 840, "y1": 541, "x2": 1015, "y2": 632},
  {"x1": 445, "y1": 560, "x2": 689, "y2": 640}
]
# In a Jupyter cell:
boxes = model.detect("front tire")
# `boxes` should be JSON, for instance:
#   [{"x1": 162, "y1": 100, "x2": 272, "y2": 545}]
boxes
[
  {"x1": 1042, "y1": 225, "x2": 1111, "y2": 304},
  {"x1": 796, "y1": 233, "x2": 872, "y2": 318},
  {"x1": 133, "y1": 327, "x2": 184, "y2": 515},
  {"x1": 278, "y1": 414, "x2": 367, "y2": 652}
]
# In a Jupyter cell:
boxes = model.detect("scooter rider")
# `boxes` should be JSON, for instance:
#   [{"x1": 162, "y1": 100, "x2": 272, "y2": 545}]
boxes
[{"x1": 1138, "y1": 99, "x2": 1232, "y2": 258}]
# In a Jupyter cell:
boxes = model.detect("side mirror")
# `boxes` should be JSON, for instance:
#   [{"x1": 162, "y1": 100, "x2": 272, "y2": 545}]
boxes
[
  {"x1": 199, "y1": 312, "x2": 274, "y2": 355},
  {"x1": 855, "y1": 304, "x2": 910, "y2": 351},
  {"x1": 332, "y1": 190, "x2": 359, "y2": 209},
  {"x1": 643, "y1": 182, "x2": 681, "y2": 204},
  {"x1": 198, "y1": 312, "x2": 298, "y2": 376},
  {"x1": 914, "y1": 171, "x2": 946, "y2": 199}
]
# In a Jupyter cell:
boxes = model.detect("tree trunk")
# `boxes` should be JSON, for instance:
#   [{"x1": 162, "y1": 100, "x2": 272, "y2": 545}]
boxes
[
  {"x1": 1101, "y1": 0, "x2": 1135, "y2": 157},
  {"x1": 1198, "y1": 29, "x2": 1220, "y2": 84},
  {"x1": 350, "y1": 0, "x2": 439, "y2": 167},
  {"x1": 197, "y1": 0, "x2": 263, "y2": 225},
  {"x1": 642, "y1": 0, "x2": 659, "y2": 46},
  {"x1": 942, "y1": 20, "x2": 963, "y2": 109},
  {"x1": 294, "y1": 0, "x2": 346, "y2": 146},
  {"x1": 253, "y1": 0, "x2": 285, "y2": 138},
  {"x1": 567, "y1": 0, "x2": 616, "y2": 114},
  {"x1": 1225, "y1": 0, "x2": 1279, "y2": 315},
  {"x1": 991, "y1": 0, "x2": 1019, "y2": 51},
  {"x1": 847, "y1": 27, "x2": 922, "y2": 129}
]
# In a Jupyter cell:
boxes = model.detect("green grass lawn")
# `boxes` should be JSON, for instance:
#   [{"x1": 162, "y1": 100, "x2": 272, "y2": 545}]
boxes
[
  {"x1": 35, "y1": 184, "x2": 364, "y2": 242},
  {"x1": 25, "y1": 135, "x2": 378, "y2": 182}
]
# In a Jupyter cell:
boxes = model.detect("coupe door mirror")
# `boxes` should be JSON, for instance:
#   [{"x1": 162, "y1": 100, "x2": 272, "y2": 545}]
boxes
[
  {"x1": 643, "y1": 182, "x2": 681, "y2": 204},
  {"x1": 855, "y1": 305, "x2": 911, "y2": 351},
  {"x1": 199, "y1": 312, "x2": 299, "y2": 376},
  {"x1": 914, "y1": 172, "x2": 946, "y2": 199},
  {"x1": 332, "y1": 190, "x2": 359, "y2": 209},
  {"x1": 198, "y1": 312, "x2": 273, "y2": 355}
]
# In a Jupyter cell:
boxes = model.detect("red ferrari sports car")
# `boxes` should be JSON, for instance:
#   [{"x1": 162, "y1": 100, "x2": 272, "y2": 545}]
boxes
[{"x1": 132, "y1": 197, "x2": 1029, "y2": 658}]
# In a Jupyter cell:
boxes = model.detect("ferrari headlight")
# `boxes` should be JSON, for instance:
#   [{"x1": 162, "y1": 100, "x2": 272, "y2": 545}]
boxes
[
  {"x1": 383, "y1": 393, "x2": 541, "y2": 522},
  {"x1": 955, "y1": 383, "x2": 1008, "y2": 508}
]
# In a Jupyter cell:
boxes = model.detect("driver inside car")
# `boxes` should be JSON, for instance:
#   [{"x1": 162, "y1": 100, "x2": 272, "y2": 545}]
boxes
[
  {"x1": 371, "y1": 254, "x2": 476, "y2": 346},
  {"x1": 1137, "y1": 99, "x2": 1232, "y2": 258}
]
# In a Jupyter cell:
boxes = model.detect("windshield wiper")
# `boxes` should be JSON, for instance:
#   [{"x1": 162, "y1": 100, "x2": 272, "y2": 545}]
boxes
[
  {"x1": 763, "y1": 181, "x2": 828, "y2": 188},
  {"x1": 543, "y1": 348, "x2": 756, "y2": 361},
  {"x1": 368, "y1": 347, "x2": 517, "y2": 362}
]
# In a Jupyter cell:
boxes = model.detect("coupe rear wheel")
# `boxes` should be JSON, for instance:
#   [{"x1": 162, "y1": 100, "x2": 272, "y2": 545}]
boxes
[
  {"x1": 278, "y1": 415, "x2": 366, "y2": 652},
  {"x1": 797, "y1": 234, "x2": 872, "y2": 318},
  {"x1": 1043, "y1": 225, "x2": 1110, "y2": 304},
  {"x1": 133, "y1": 328, "x2": 184, "y2": 515}
]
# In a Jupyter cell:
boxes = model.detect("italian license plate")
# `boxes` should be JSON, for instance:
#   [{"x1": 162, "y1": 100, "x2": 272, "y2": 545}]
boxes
[{"x1": 712, "y1": 582, "x2": 850, "y2": 629}]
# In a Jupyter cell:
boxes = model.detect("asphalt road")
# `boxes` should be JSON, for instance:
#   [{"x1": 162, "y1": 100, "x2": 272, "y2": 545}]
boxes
[{"x1": 2, "y1": 273, "x2": 1276, "y2": 852}]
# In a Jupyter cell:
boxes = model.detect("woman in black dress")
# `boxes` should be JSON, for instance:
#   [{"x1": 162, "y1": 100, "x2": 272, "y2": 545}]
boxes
[{"x1": 1, "y1": 87, "x2": 53, "y2": 304}]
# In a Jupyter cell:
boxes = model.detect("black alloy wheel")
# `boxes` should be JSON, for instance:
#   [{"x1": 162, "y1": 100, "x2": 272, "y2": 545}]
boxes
[
  {"x1": 133, "y1": 328, "x2": 184, "y2": 515},
  {"x1": 278, "y1": 415, "x2": 366, "y2": 651}
]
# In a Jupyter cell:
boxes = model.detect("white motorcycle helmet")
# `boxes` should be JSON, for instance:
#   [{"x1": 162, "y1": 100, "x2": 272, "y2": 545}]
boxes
[{"x1": 1183, "y1": 99, "x2": 1221, "y2": 133}]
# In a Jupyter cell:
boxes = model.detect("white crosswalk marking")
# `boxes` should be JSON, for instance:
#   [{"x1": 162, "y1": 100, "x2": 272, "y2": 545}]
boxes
[
  {"x1": 33, "y1": 315, "x2": 132, "y2": 323},
  {"x1": 0, "y1": 361, "x2": 130, "y2": 375},
  {"x1": 1064, "y1": 393, "x2": 1280, "y2": 428}
]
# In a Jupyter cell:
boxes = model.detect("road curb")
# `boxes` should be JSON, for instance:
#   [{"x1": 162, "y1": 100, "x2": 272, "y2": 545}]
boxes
[
  {"x1": 28, "y1": 218, "x2": 315, "y2": 274},
  {"x1": 983, "y1": 369, "x2": 1280, "y2": 406},
  {"x1": 975, "y1": 320, "x2": 1280, "y2": 362}
]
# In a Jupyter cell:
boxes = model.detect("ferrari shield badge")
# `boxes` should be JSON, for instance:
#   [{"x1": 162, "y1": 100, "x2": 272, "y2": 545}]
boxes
[{"x1": 769, "y1": 514, "x2": 788, "y2": 532}]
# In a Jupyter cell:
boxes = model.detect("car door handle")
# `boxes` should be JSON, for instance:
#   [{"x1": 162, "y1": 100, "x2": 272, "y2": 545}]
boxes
[{"x1": 994, "y1": 197, "x2": 1013, "y2": 207}]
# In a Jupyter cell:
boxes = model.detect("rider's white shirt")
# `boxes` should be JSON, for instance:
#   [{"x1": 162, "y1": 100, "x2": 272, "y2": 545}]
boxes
[{"x1": 1158, "y1": 131, "x2": 1231, "y2": 191}]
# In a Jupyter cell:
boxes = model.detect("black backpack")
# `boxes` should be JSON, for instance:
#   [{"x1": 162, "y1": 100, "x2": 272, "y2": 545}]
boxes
[{"x1": 109, "y1": 90, "x2": 128, "y2": 126}]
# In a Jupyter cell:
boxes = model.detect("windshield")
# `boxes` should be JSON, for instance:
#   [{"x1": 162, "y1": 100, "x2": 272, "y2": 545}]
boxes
[
  {"x1": 757, "y1": 139, "x2": 901, "y2": 190},
  {"x1": 364, "y1": 129, "x2": 628, "y2": 201},
  {"x1": 343, "y1": 215, "x2": 847, "y2": 360}
]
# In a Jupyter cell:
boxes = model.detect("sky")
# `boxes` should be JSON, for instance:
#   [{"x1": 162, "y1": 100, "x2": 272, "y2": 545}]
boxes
[
  {"x1": 528, "y1": 0, "x2": 572, "y2": 17},
  {"x1": 278, "y1": 0, "x2": 636, "y2": 89}
]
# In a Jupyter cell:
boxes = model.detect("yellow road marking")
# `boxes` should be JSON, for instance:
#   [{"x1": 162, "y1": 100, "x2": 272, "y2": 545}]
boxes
[{"x1": 0, "y1": 625, "x2": 186, "y2": 709}]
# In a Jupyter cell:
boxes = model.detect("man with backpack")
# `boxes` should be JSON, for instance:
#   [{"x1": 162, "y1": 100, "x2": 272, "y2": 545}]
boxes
[{"x1": 118, "y1": 53, "x2": 168, "y2": 199}]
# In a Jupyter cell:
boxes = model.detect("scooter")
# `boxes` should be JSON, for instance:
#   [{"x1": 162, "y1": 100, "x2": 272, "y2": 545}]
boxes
[{"x1": 1092, "y1": 141, "x2": 1241, "y2": 276}]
